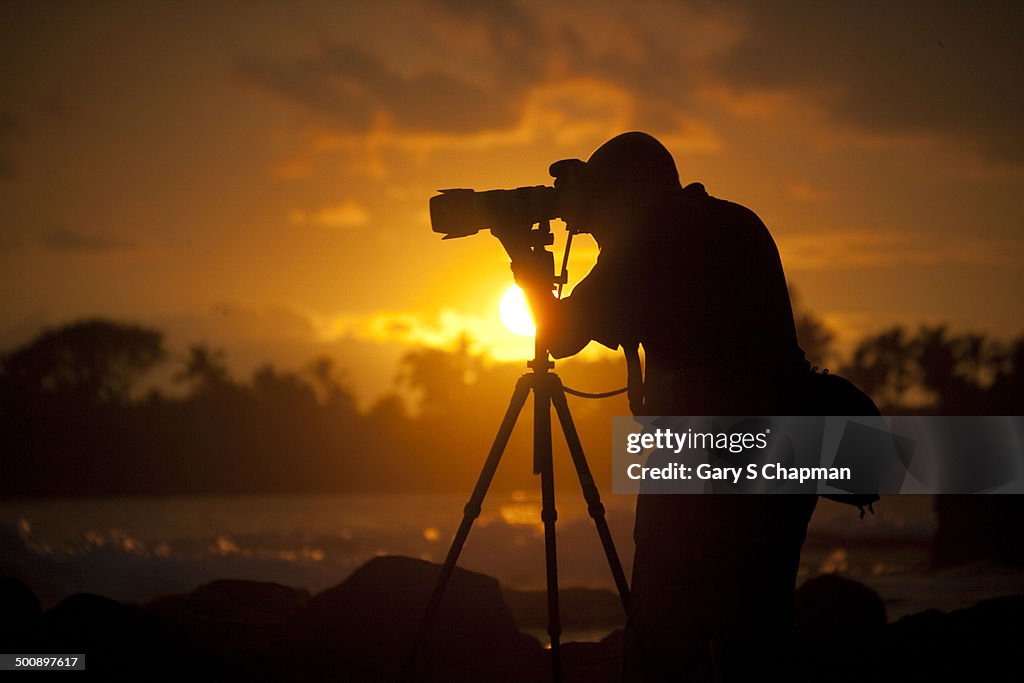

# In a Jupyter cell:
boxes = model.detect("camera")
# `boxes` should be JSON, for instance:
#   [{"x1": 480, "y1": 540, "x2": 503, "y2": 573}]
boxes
[
  {"x1": 429, "y1": 158, "x2": 588, "y2": 240},
  {"x1": 429, "y1": 186, "x2": 561, "y2": 240}
]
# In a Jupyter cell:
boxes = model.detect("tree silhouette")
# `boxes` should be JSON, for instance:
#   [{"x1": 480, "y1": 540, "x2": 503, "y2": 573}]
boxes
[
  {"x1": 911, "y1": 326, "x2": 993, "y2": 412},
  {"x1": 0, "y1": 318, "x2": 165, "y2": 407},
  {"x1": 1, "y1": 316, "x2": 1021, "y2": 502},
  {"x1": 795, "y1": 311, "x2": 835, "y2": 369},
  {"x1": 840, "y1": 327, "x2": 915, "y2": 411},
  {"x1": 0, "y1": 320, "x2": 165, "y2": 495},
  {"x1": 790, "y1": 288, "x2": 836, "y2": 368},
  {"x1": 252, "y1": 364, "x2": 319, "y2": 411},
  {"x1": 305, "y1": 355, "x2": 358, "y2": 415},
  {"x1": 396, "y1": 335, "x2": 479, "y2": 417},
  {"x1": 988, "y1": 337, "x2": 1024, "y2": 414},
  {"x1": 175, "y1": 344, "x2": 231, "y2": 395}
]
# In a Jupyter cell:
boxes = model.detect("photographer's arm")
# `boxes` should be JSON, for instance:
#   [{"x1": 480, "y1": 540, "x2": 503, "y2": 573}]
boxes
[
  {"x1": 499, "y1": 239, "x2": 591, "y2": 359},
  {"x1": 518, "y1": 272, "x2": 591, "y2": 360}
]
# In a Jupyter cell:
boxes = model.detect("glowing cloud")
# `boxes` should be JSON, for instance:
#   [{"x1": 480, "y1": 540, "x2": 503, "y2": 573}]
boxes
[{"x1": 288, "y1": 201, "x2": 370, "y2": 229}]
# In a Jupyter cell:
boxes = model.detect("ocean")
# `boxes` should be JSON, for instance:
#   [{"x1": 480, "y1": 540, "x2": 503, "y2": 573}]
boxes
[{"x1": 3, "y1": 493, "x2": 1022, "y2": 630}]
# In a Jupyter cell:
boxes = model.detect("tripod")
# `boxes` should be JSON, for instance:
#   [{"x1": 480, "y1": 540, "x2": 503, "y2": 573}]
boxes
[{"x1": 403, "y1": 340, "x2": 631, "y2": 682}]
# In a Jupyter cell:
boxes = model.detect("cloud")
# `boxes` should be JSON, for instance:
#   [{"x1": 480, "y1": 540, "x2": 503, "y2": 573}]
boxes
[
  {"x1": 0, "y1": 109, "x2": 25, "y2": 181},
  {"x1": 718, "y1": 1, "x2": 1024, "y2": 162},
  {"x1": 241, "y1": 0, "x2": 1022, "y2": 176},
  {"x1": 259, "y1": 76, "x2": 649, "y2": 181},
  {"x1": 424, "y1": 0, "x2": 546, "y2": 84},
  {"x1": 0, "y1": 110, "x2": 23, "y2": 138},
  {"x1": 288, "y1": 201, "x2": 370, "y2": 229},
  {"x1": 317, "y1": 308, "x2": 528, "y2": 360},
  {"x1": 780, "y1": 228, "x2": 1023, "y2": 270},
  {"x1": 237, "y1": 42, "x2": 520, "y2": 135},
  {"x1": 237, "y1": 1, "x2": 725, "y2": 165},
  {"x1": 204, "y1": 302, "x2": 318, "y2": 342},
  {"x1": 267, "y1": 158, "x2": 315, "y2": 180},
  {"x1": 785, "y1": 180, "x2": 832, "y2": 203},
  {"x1": 153, "y1": 303, "x2": 404, "y2": 408},
  {"x1": 0, "y1": 232, "x2": 25, "y2": 253},
  {"x1": 0, "y1": 156, "x2": 15, "y2": 180},
  {"x1": 327, "y1": 307, "x2": 617, "y2": 364},
  {"x1": 39, "y1": 228, "x2": 138, "y2": 253},
  {"x1": 416, "y1": 0, "x2": 728, "y2": 136}
]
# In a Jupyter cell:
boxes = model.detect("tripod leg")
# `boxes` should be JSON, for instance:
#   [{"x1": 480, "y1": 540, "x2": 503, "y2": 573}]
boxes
[
  {"x1": 535, "y1": 375, "x2": 562, "y2": 683},
  {"x1": 402, "y1": 374, "x2": 533, "y2": 681},
  {"x1": 550, "y1": 381, "x2": 631, "y2": 609}
]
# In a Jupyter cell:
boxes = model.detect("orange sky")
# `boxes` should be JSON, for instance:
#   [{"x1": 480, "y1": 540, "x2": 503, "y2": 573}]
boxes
[{"x1": 1, "y1": 1, "x2": 1022, "y2": 404}]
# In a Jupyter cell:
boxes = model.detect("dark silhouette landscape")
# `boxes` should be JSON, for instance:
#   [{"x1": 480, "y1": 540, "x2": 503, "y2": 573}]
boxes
[
  {"x1": 3, "y1": 315, "x2": 1023, "y2": 680},
  {"x1": 4, "y1": 316, "x2": 1022, "y2": 498}
]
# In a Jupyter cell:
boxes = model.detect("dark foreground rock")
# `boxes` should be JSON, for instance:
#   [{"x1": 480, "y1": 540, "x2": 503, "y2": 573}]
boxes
[
  {"x1": 146, "y1": 579, "x2": 310, "y2": 680},
  {"x1": 277, "y1": 555, "x2": 545, "y2": 682},
  {"x1": 0, "y1": 576, "x2": 41, "y2": 640},
  {"x1": 4, "y1": 562, "x2": 1024, "y2": 682},
  {"x1": 793, "y1": 574, "x2": 888, "y2": 681},
  {"x1": 504, "y1": 585, "x2": 625, "y2": 632},
  {"x1": 1, "y1": 591, "x2": 227, "y2": 681},
  {"x1": 791, "y1": 578, "x2": 1024, "y2": 683},
  {"x1": 561, "y1": 630, "x2": 623, "y2": 683},
  {"x1": 933, "y1": 495, "x2": 1024, "y2": 567},
  {"x1": 876, "y1": 595, "x2": 1024, "y2": 682}
]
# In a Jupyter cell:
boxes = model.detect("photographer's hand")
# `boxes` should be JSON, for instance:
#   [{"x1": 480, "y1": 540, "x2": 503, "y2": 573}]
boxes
[
  {"x1": 493, "y1": 232, "x2": 547, "y2": 289},
  {"x1": 510, "y1": 256, "x2": 552, "y2": 296},
  {"x1": 493, "y1": 231, "x2": 555, "y2": 319},
  {"x1": 493, "y1": 231, "x2": 588, "y2": 358}
]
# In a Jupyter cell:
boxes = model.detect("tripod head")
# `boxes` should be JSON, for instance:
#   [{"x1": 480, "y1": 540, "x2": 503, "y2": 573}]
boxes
[{"x1": 493, "y1": 219, "x2": 580, "y2": 373}]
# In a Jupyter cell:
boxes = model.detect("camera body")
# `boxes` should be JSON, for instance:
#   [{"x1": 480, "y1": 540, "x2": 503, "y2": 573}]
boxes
[
  {"x1": 430, "y1": 186, "x2": 561, "y2": 240},
  {"x1": 430, "y1": 156, "x2": 588, "y2": 240}
]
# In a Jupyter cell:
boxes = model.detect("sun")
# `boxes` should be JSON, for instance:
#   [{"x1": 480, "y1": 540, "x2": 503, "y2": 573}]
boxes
[{"x1": 499, "y1": 285, "x2": 536, "y2": 337}]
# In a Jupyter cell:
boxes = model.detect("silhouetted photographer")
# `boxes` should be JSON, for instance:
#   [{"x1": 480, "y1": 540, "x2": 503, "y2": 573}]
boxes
[
  {"x1": 505, "y1": 132, "x2": 817, "y2": 682},
  {"x1": 427, "y1": 131, "x2": 845, "y2": 681}
]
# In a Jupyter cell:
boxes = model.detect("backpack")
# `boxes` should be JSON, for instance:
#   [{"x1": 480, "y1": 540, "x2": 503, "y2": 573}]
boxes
[
  {"x1": 625, "y1": 344, "x2": 882, "y2": 515},
  {"x1": 803, "y1": 368, "x2": 882, "y2": 516}
]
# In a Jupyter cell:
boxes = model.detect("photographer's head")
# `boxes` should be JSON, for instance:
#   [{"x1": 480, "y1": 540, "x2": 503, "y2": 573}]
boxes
[{"x1": 551, "y1": 132, "x2": 682, "y2": 244}]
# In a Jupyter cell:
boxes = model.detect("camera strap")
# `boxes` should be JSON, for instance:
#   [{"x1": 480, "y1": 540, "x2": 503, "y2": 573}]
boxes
[{"x1": 623, "y1": 341, "x2": 645, "y2": 415}]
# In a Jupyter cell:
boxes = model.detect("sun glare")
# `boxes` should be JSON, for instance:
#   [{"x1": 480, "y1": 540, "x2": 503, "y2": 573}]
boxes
[{"x1": 499, "y1": 285, "x2": 536, "y2": 337}]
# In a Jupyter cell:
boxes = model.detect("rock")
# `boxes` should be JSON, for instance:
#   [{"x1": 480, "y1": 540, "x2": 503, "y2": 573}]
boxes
[
  {"x1": 879, "y1": 595, "x2": 1024, "y2": 682},
  {"x1": 792, "y1": 575, "x2": 887, "y2": 681},
  {"x1": 146, "y1": 579, "x2": 309, "y2": 677},
  {"x1": 0, "y1": 576, "x2": 41, "y2": 642},
  {"x1": 562, "y1": 638, "x2": 621, "y2": 683},
  {"x1": 795, "y1": 574, "x2": 887, "y2": 634},
  {"x1": 503, "y1": 586, "x2": 625, "y2": 631},
  {"x1": 280, "y1": 555, "x2": 545, "y2": 682},
  {"x1": 933, "y1": 495, "x2": 1024, "y2": 567},
  {"x1": 19, "y1": 593, "x2": 227, "y2": 681}
]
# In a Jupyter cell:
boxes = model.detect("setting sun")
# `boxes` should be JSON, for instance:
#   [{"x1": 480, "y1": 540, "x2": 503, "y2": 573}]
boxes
[{"x1": 499, "y1": 285, "x2": 536, "y2": 337}]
